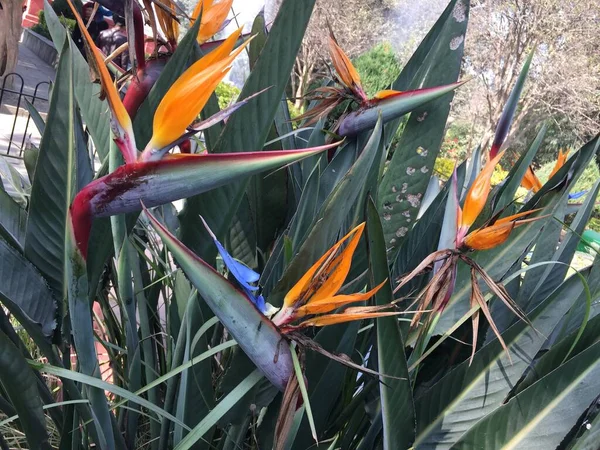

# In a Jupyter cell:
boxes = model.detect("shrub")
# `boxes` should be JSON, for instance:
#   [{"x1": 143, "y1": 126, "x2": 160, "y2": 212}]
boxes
[
  {"x1": 31, "y1": 11, "x2": 76, "y2": 40},
  {"x1": 214, "y1": 81, "x2": 240, "y2": 109}
]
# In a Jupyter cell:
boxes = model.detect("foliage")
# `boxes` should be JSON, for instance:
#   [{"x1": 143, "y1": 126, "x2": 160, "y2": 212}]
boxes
[
  {"x1": 440, "y1": 120, "x2": 472, "y2": 160},
  {"x1": 31, "y1": 11, "x2": 76, "y2": 40},
  {"x1": 214, "y1": 81, "x2": 240, "y2": 110},
  {"x1": 0, "y1": 1, "x2": 599, "y2": 450},
  {"x1": 352, "y1": 42, "x2": 401, "y2": 98}
]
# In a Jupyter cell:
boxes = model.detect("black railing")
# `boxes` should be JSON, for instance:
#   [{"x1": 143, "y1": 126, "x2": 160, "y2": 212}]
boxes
[{"x1": 0, "y1": 72, "x2": 50, "y2": 159}]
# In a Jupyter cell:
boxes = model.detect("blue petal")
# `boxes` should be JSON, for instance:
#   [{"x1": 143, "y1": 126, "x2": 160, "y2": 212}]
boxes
[
  {"x1": 569, "y1": 190, "x2": 588, "y2": 200},
  {"x1": 214, "y1": 240, "x2": 260, "y2": 291}
]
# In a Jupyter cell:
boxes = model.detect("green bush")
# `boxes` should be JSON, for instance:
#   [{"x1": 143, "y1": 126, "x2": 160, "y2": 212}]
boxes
[
  {"x1": 440, "y1": 120, "x2": 473, "y2": 160},
  {"x1": 31, "y1": 11, "x2": 76, "y2": 40},
  {"x1": 214, "y1": 81, "x2": 240, "y2": 109},
  {"x1": 434, "y1": 156, "x2": 455, "y2": 180},
  {"x1": 353, "y1": 42, "x2": 401, "y2": 97}
]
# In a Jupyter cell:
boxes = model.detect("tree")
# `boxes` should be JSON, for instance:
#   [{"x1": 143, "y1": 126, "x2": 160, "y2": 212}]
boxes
[
  {"x1": 0, "y1": 0, "x2": 22, "y2": 83},
  {"x1": 269, "y1": 0, "x2": 398, "y2": 109},
  {"x1": 352, "y1": 42, "x2": 401, "y2": 97},
  {"x1": 451, "y1": 0, "x2": 600, "y2": 161}
]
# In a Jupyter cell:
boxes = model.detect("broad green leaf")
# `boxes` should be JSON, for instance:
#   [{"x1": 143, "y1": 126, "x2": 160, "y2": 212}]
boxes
[
  {"x1": 570, "y1": 394, "x2": 600, "y2": 450},
  {"x1": 179, "y1": 0, "x2": 317, "y2": 265},
  {"x1": 516, "y1": 181, "x2": 600, "y2": 318},
  {"x1": 378, "y1": 0, "x2": 469, "y2": 258},
  {"x1": 0, "y1": 188, "x2": 26, "y2": 249},
  {"x1": 268, "y1": 117, "x2": 382, "y2": 307},
  {"x1": 514, "y1": 264, "x2": 599, "y2": 393},
  {"x1": 367, "y1": 198, "x2": 415, "y2": 449},
  {"x1": 291, "y1": 323, "x2": 361, "y2": 449},
  {"x1": 0, "y1": 237, "x2": 56, "y2": 337},
  {"x1": 0, "y1": 331, "x2": 52, "y2": 449},
  {"x1": 66, "y1": 221, "x2": 116, "y2": 450},
  {"x1": 228, "y1": 196, "x2": 257, "y2": 267},
  {"x1": 173, "y1": 287, "x2": 214, "y2": 448},
  {"x1": 24, "y1": 40, "x2": 78, "y2": 296},
  {"x1": 492, "y1": 123, "x2": 547, "y2": 214},
  {"x1": 452, "y1": 340, "x2": 600, "y2": 449},
  {"x1": 43, "y1": 0, "x2": 111, "y2": 159},
  {"x1": 24, "y1": 98, "x2": 46, "y2": 136},
  {"x1": 414, "y1": 271, "x2": 587, "y2": 449}
]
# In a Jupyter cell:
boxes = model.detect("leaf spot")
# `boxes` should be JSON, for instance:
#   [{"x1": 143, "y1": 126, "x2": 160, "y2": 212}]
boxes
[
  {"x1": 396, "y1": 227, "x2": 408, "y2": 237},
  {"x1": 452, "y1": 0, "x2": 466, "y2": 22},
  {"x1": 406, "y1": 167, "x2": 416, "y2": 175},
  {"x1": 450, "y1": 35, "x2": 464, "y2": 50}
]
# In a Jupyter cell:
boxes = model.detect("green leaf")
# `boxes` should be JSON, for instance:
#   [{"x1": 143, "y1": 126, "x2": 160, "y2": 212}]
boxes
[
  {"x1": 34, "y1": 361, "x2": 192, "y2": 432},
  {"x1": 291, "y1": 323, "x2": 361, "y2": 449},
  {"x1": 24, "y1": 98, "x2": 46, "y2": 136},
  {"x1": 0, "y1": 331, "x2": 52, "y2": 449},
  {"x1": 174, "y1": 370, "x2": 264, "y2": 450},
  {"x1": 0, "y1": 237, "x2": 56, "y2": 337},
  {"x1": 24, "y1": 39, "x2": 78, "y2": 296},
  {"x1": 414, "y1": 271, "x2": 587, "y2": 449},
  {"x1": 517, "y1": 181, "x2": 600, "y2": 318},
  {"x1": 513, "y1": 264, "x2": 599, "y2": 393},
  {"x1": 173, "y1": 288, "x2": 214, "y2": 448},
  {"x1": 268, "y1": 117, "x2": 382, "y2": 307},
  {"x1": 367, "y1": 197, "x2": 415, "y2": 449},
  {"x1": 66, "y1": 224, "x2": 116, "y2": 450},
  {"x1": 179, "y1": 0, "x2": 317, "y2": 265},
  {"x1": 452, "y1": 340, "x2": 600, "y2": 449},
  {"x1": 492, "y1": 123, "x2": 547, "y2": 214},
  {"x1": 43, "y1": 0, "x2": 111, "y2": 160},
  {"x1": 378, "y1": 0, "x2": 469, "y2": 259},
  {"x1": 0, "y1": 188, "x2": 26, "y2": 249}
]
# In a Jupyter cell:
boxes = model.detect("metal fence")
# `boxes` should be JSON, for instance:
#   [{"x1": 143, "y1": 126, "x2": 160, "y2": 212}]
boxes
[{"x1": 0, "y1": 72, "x2": 49, "y2": 159}]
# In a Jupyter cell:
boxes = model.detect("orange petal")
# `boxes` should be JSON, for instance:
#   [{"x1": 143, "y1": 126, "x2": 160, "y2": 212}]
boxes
[
  {"x1": 521, "y1": 166, "x2": 542, "y2": 192},
  {"x1": 283, "y1": 223, "x2": 365, "y2": 309},
  {"x1": 67, "y1": 0, "x2": 136, "y2": 163},
  {"x1": 549, "y1": 149, "x2": 569, "y2": 179},
  {"x1": 493, "y1": 208, "x2": 541, "y2": 225},
  {"x1": 463, "y1": 214, "x2": 543, "y2": 251},
  {"x1": 295, "y1": 280, "x2": 387, "y2": 317},
  {"x1": 328, "y1": 33, "x2": 364, "y2": 98},
  {"x1": 143, "y1": 28, "x2": 247, "y2": 157},
  {"x1": 191, "y1": 0, "x2": 233, "y2": 43},
  {"x1": 461, "y1": 151, "x2": 505, "y2": 228},
  {"x1": 296, "y1": 311, "x2": 399, "y2": 328},
  {"x1": 156, "y1": 0, "x2": 179, "y2": 44},
  {"x1": 372, "y1": 90, "x2": 403, "y2": 100},
  {"x1": 463, "y1": 222, "x2": 515, "y2": 250}
]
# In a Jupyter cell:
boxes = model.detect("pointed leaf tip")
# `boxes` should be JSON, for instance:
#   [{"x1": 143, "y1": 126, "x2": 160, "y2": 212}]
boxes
[{"x1": 489, "y1": 50, "x2": 535, "y2": 158}]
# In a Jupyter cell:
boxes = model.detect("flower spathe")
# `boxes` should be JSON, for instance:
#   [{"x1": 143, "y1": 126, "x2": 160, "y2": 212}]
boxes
[{"x1": 66, "y1": 0, "x2": 338, "y2": 259}]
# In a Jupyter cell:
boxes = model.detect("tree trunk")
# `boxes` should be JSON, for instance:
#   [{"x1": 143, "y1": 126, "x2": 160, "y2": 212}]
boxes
[{"x1": 0, "y1": 0, "x2": 22, "y2": 85}]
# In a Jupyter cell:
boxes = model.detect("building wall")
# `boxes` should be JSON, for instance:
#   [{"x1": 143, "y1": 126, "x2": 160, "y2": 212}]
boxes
[{"x1": 22, "y1": 0, "x2": 45, "y2": 27}]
